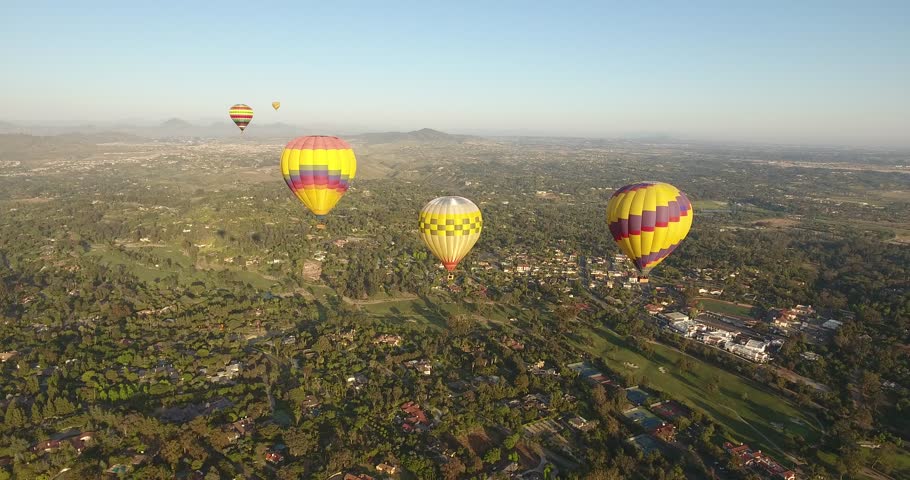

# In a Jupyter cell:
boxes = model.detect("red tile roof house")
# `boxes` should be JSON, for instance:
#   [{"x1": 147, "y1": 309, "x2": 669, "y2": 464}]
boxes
[
  {"x1": 649, "y1": 424, "x2": 676, "y2": 442},
  {"x1": 401, "y1": 402, "x2": 429, "y2": 425},
  {"x1": 32, "y1": 431, "x2": 94, "y2": 454},
  {"x1": 724, "y1": 442, "x2": 796, "y2": 480},
  {"x1": 343, "y1": 474, "x2": 376, "y2": 480}
]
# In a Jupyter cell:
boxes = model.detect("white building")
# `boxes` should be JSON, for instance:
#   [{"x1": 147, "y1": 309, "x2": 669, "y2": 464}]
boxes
[
  {"x1": 744, "y1": 339, "x2": 769, "y2": 352},
  {"x1": 671, "y1": 319, "x2": 700, "y2": 337},
  {"x1": 822, "y1": 319, "x2": 843, "y2": 330},
  {"x1": 727, "y1": 343, "x2": 770, "y2": 363},
  {"x1": 664, "y1": 312, "x2": 690, "y2": 323}
]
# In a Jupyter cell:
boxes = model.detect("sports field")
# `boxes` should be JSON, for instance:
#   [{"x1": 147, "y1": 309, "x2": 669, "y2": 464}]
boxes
[
  {"x1": 696, "y1": 298, "x2": 755, "y2": 319},
  {"x1": 627, "y1": 434, "x2": 663, "y2": 455},
  {"x1": 651, "y1": 400, "x2": 689, "y2": 421},
  {"x1": 573, "y1": 325, "x2": 820, "y2": 461},
  {"x1": 623, "y1": 407, "x2": 663, "y2": 431},
  {"x1": 625, "y1": 387, "x2": 652, "y2": 406}
]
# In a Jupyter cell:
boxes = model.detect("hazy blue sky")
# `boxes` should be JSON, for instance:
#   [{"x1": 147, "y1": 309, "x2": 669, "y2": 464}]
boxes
[{"x1": 3, "y1": 1, "x2": 908, "y2": 146}]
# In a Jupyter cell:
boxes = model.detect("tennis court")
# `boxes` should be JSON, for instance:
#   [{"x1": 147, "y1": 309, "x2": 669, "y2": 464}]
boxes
[
  {"x1": 623, "y1": 407, "x2": 664, "y2": 431},
  {"x1": 625, "y1": 386, "x2": 652, "y2": 406},
  {"x1": 651, "y1": 400, "x2": 689, "y2": 421},
  {"x1": 627, "y1": 434, "x2": 662, "y2": 455}
]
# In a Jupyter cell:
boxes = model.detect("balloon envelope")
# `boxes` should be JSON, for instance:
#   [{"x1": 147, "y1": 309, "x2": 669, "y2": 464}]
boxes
[
  {"x1": 229, "y1": 104, "x2": 253, "y2": 132},
  {"x1": 419, "y1": 196, "x2": 483, "y2": 271},
  {"x1": 280, "y1": 136, "x2": 356, "y2": 224},
  {"x1": 272, "y1": 102, "x2": 281, "y2": 110},
  {"x1": 606, "y1": 182, "x2": 693, "y2": 276}
]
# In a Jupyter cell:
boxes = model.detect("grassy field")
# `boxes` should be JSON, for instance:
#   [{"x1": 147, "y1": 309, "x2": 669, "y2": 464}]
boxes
[
  {"x1": 696, "y1": 298, "x2": 756, "y2": 319},
  {"x1": 817, "y1": 448, "x2": 910, "y2": 480},
  {"x1": 888, "y1": 450, "x2": 910, "y2": 479},
  {"x1": 572, "y1": 325, "x2": 819, "y2": 462},
  {"x1": 88, "y1": 244, "x2": 280, "y2": 292},
  {"x1": 692, "y1": 200, "x2": 729, "y2": 211},
  {"x1": 355, "y1": 295, "x2": 525, "y2": 328}
]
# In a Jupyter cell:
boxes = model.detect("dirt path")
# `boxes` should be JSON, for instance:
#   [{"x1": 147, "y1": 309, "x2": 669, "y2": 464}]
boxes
[
  {"x1": 774, "y1": 366, "x2": 831, "y2": 393},
  {"x1": 862, "y1": 467, "x2": 896, "y2": 480},
  {"x1": 342, "y1": 293, "x2": 418, "y2": 305},
  {"x1": 716, "y1": 404, "x2": 804, "y2": 466}
]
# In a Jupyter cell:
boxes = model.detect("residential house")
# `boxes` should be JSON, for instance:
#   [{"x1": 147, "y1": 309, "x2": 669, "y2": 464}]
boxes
[
  {"x1": 502, "y1": 336, "x2": 525, "y2": 350},
  {"x1": 0, "y1": 351, "x2": 19, "y2": 363},
  {"x1": 403, "y1": 359, "x2": 432, "y2": 375},
  {"x1": 567, "y1": 416, "x2": 596, "y2": 431},
  {"x1": 401, "y1": 401, "x2": 430, "y2": 431},
  {"x1": 344, "y1": 474, "x2": 376, "y2": 480},
  {"x1": 822, "y1": 319, "x2": 843, "y2": 330},
  {"x1": 650, "y1": 424, "x2": 676, "y2": 442},
  {"x1": 724, "y1": 442, "x2": 795, "y2": 480},
  {"x1": 375, "y1": 463, "x2": 399, "y2": 475},
  {"x1": 346, "y1": 373, "x2": 368, "y2": 390},
  {"x1": 373, "y1": 334, "x2": 402, "y2": 347},
  {"x1": 645, "y1": 304, "x2": 664, "y2": 315}
]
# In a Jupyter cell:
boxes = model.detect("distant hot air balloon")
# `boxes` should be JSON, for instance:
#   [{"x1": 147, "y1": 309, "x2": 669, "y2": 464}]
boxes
[
  {"x1": 606, "y1": 182, "x2": 693, "y2": 280},
  {"x1": 229, "y1": 104, "x2": 253, "y2": 133},
  {"x1": 280, "y1": 135, "x2": 356, "y2": 228},
  {"x1": 272, "y1": 102, "x2": 281, "y2": 111},
  {"x1": 418, "y1": 196, "x2": 483, "y2": 272}
]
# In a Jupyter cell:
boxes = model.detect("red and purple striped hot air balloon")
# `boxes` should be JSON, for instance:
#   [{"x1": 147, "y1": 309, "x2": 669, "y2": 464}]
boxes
[
  {"x1": 229, "y1": 104, "x2": 253, "y2": 133},
  {"x1": 279, "y1": 135, "x2": 357, "y2": 228},
  {"x1": 606, "y1": 182, "x2": 693, "y2": 279}
]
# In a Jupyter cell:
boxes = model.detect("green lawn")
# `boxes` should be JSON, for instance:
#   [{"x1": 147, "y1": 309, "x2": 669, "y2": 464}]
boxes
[
  {"x1": 692, "y1": 200, "x2": 729, "y2": 211},
  {"x1": 232, "y1": 270, "x2": 280, "y2": 290},
  {"x1": 355, "y1": 296, "x2": 525, "y2": 332},
  {"x1": 88, "y1": 244, "x2": 279, "y2": 292},
  {"x1": 882, "y1": 449, "x2": 910, "y2": 479},
  {"x1": 88, "y1": 246, "x2": 184, "y2": 284},
  {"x1": 573, "y1": 325, "x2": 819, "y2": 462},
  {"x1": 817, "y1": 447, "x2": 910, "y2": 480},
  {"x1": 696, "y1": 298, "x2": 756, "y2": 319}
]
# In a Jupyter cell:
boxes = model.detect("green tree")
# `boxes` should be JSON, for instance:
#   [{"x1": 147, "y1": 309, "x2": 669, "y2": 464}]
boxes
[
  {"x1": 4, "y1": 403, "x2": 25, "y2": 429},
  {"x1": 483, "y1": 448, "x2": 501, "y2": 464}
]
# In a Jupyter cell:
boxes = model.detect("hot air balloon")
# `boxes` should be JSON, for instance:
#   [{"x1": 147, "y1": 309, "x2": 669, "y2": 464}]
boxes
[
  {"x1": 418, "y1": 196, "x2": 483, "y2": 272},
  {"x1": 280, "y1": 135, "x2": 356, "y2": 228},
  {"x1": 606, "y1": 182, "x2": 693, "y2": 281},
  {"x1": 272, "y1": 102, "x2": 281, "y2": 111},
  {"x1": 229, "y1": 104, "x2": 253, "y2": 133}
]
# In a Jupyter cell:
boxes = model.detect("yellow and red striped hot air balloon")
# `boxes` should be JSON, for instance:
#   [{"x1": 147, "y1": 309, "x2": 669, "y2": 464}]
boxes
[
  {"x1": 280, "y1": 136, "x2": 356, "y2": 228},
  {"x1": 418, "y1": 196, "x2": 483, "y2": 272},
  {"x1": 272, "y1": 101, "x2": 281, "y2": 111},
  {"x1": 229, "y1": 104, "x2": 253, "y2": 133},
  {"x1": 606, "y1": 182, "x2": 693, "y2": 280}
]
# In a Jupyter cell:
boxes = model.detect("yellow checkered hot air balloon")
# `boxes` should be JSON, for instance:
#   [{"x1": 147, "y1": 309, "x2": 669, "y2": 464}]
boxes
[
  {"x1": 419, "y1": 196, "x2": 483, "y2": 272},
  {"x1": 272, "y1": 102, "x2": 281, "y2": 111},
  {"x1": 606, "y1": 182, "x2": 693, "y2": 280},
  {"x1": 280, "y1": 136, "x2": 356, "y2": 228}
]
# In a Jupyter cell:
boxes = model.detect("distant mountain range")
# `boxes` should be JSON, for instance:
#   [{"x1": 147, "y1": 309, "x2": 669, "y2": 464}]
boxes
[
  {"x1": 351, "y1": 128, "x2": 477, "y2": 144},
  {"x1": 0, "y1": 120, "x2": 477, "y2": 144}
]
